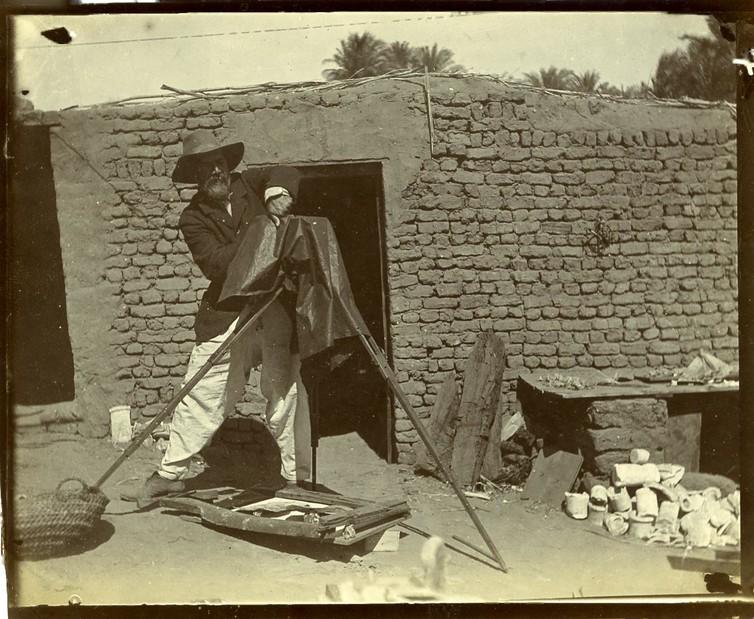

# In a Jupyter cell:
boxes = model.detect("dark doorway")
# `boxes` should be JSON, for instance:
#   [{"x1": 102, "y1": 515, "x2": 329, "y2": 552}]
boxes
[
  {"x1": 699, "y1": 393, "x2": 739, "y2": 481},
  {"x1": 9, "y1": 124, "x2": 75, "y2": 405},
  {"x1": 295, "y1": 163, "x2": 392, "y2": 460}
]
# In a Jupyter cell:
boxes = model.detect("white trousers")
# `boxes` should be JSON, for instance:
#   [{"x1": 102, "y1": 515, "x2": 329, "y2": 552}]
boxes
[{"x1": 159, "y1": 300, "x2": 311, "y2": 482}]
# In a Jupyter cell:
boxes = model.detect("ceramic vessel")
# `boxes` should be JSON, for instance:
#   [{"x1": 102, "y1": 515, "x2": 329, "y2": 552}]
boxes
[
  {"x1": 613, "y1": 463, "x2": 660, "y2": 487},
  {"x1": 635, "y1": 487, "x2": 659, "y2": 518},
  {"x1": 629, "y1": 448, "x2": 650, "y2": 464},
  {"x1": 604, "y1": 513, "x2": 629, "y2": 536},
  {"x1": 564, "y1": 492, "x2": 589, "y2": 519},
  {"x1": 607, "y1": 486, "x2": 631, "y2": 513},
  {"x1": 628, "y1": 513, "x2": 654, "y2": 539},
  {"x1": 109, "y1": 405, "x2": 132, "y2": 448},
  {"x1": 587, "y1": 501, "x2": 607, "y2": 527}
]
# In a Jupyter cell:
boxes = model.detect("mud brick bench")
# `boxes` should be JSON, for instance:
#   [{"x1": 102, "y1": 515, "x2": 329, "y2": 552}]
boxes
[{"x1": 517, "y1": 368, "x2": 739, "y2": 479}]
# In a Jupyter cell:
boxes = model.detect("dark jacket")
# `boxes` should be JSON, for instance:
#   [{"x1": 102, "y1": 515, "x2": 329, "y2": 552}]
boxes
[{"x1": 179, "y1": 166, "x2": 301, "y2": 343}]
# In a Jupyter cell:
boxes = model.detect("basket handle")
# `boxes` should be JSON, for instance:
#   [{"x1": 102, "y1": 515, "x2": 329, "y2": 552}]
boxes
[{"x1": 55, "y1": 477, "x2": 89, "y2": 499}]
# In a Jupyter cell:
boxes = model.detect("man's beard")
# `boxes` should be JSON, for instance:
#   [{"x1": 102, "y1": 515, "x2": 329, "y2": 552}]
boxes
[{"x1": 201, "y1": 173, "x2": 229, "y2": 203}]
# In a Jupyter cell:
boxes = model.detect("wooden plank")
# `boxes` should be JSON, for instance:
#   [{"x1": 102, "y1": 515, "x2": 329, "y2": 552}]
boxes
[
  {"x1": 163, "y1": 488, "x2": 408, "y2": 538},
  {"x1": 212, "y1": 486, "x2": 366, "y2": 511},
  {"x1": 367, "y1": 528, "x2": 401, "y2": 552},
  {"x1": 521, "y1": 450, "x2": 583, "y2": 507},
  {"x1": 413, "y1": 373, "x2": 461, "y2": 476},
  {"x1": 159, "y1": 497, "x2": 323, "y2": 538},
  {"x1": 162, "y1": 497, "x2": 410, "y2": 547},
  {"x1": 667, "y1": 548, "x2": 740, "y2": 576},
  {"x1": 481, "y1": 405, "x2": 503, "y2": 481},
  {"x1": 666, "y1": 410, "x2": 702, "y2": 472},
  {"x1": 319, "y1": 499, "x2": 409, "y2": 527},
  {"x1": 451, "y1": 333, "x2": 506, "y2": 487},
  {"x1": 274, "y1": 487, "x2": 368, "y2": 508},
  {"x1": 332, "y1": 518, "x2": 407, "y2": 547},
  {"x1": 214, "y1": 488, "x2": 280, "y2": 510}
]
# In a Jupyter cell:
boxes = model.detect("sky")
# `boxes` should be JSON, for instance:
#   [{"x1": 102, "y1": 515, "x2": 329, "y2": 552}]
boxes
[{"x1": 12, "y1": 11, "x2": 711, "y2": 111}]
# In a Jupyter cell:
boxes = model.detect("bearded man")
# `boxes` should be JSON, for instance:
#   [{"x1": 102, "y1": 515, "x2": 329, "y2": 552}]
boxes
[{"x1": 123, "y1": 130, "x2": 311, "y2": 504}]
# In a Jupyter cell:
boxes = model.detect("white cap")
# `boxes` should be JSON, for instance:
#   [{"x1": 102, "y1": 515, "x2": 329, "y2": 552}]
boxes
[{"x1": 264, "y1": 186, "x2": 291, "y2": 202}]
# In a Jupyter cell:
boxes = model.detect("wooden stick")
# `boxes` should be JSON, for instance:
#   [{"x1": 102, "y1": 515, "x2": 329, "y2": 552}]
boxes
[
  {"x1": 160, "y1": 83, "x2": 212, "y2": 99},
  {"x1": 399, "y1": 523, "x2": 503, "y2": 572},
  {"x1": 423, "y1": 66, "x2": 435, "y2": 157},
  {"x1": 340, "y1": 305, "x2": 508, "y2": 573},
  {"x1": 94, "y1": 289, "x2": 283, "y2": 489}
]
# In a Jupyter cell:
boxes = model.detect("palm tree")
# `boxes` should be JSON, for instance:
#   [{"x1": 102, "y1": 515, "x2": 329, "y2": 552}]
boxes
[
  {"x1": 570, "y1": 70, "x2": 602, "y2": 93},
  {"x1": 622, "y1": 81, "x2": 655, "y2": 99},
  {"x1": 523, "y1": 66, "x2": 575, "y2": 90},
  {"x1": 597, "y1": 81, "x2": 620, "y2": 95},
  {"x1": 381, "y1": 41, "x2": 415, "y2": 71},
  {"x1": 651, "y1": 17, "x2": 735, "y2": 101},
  {"x1": 411, "y1": 43, "x2": 465, "y2": 73},
  {"x1": 322, "y1": 32, "x2": 386, "y2": 81}
]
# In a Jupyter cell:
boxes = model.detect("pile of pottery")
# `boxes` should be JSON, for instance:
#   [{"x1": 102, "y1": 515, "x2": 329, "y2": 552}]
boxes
[{"x1": 564, "y1": 449, "x2": 741, "y2": 548}]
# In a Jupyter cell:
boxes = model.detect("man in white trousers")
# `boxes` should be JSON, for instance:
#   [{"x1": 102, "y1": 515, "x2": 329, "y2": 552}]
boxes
[{"x1": 123, "y1": 130, "x2": 311, "y2": 503}]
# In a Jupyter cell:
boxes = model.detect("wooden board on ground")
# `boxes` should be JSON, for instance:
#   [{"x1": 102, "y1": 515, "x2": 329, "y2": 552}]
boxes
[
  {"x1": 451, "y1": 333, "x2": 506, "y2": 487},
  {"x1": 667, "y1": 548, "x2": 740, "y2": 576},
  {"x1": 365, "y1": 528, "x2": 401, "y2": 552},
  {"x1": 521, "y1": 450, "x2": 583, "y2": 508},
  {"x1": 160, "y1": 487, "x2": 411, "y2": 546},
  {"x1": 414, "y1": 373, "x2": 461, "y2": 476}
]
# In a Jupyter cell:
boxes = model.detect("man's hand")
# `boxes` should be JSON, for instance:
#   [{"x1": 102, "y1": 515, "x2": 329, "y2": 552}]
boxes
[
  {"x1": 280, "y1": 257, "x2": 301, "y2": 294},
  {"x1": 267, "y1": 194, "x2": 294, "y2": 218}
]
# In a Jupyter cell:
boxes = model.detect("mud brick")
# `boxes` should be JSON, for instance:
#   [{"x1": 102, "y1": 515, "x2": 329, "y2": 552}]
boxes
[
  {"x1": 466, "y1": 147, "x2": 497, "y2": 159},
  {"x1": 648, "y1": 341, "x2": 681, "y2": 354},
  {"x1": 127, "y1": 146, "x2": 162, "y2": 159},
  {"x1": 586, "y1": 398, "x2": 668, "y2": 430},
  {"x1": 452, "y1": 170, "x2": 485, "y2": 184},
  {"x1": 685, "y1": 144, "x2": 715, "y2": 160},
  {"x1": 591, "y1": 450, "x2": 632, "y2": 476},
  {"x1": 587, "y1": 426, "x2": 668, "y2": 452}
]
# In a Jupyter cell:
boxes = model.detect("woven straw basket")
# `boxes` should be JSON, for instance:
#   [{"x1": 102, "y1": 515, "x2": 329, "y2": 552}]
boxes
[{"x1": 12, "y1": 478, "x2": 109, "y2": 559}]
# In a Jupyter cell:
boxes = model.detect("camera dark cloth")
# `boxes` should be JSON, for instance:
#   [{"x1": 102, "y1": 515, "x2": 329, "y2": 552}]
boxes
[
  {"x1": 179, "y1": 167, "x2": 301, "y2": 343},
  {"x1": 219, "y1": 215, "x2": 370, "y2": 377}
]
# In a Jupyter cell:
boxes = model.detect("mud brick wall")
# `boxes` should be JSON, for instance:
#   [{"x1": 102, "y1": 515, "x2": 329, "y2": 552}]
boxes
[
  {"x1": 20, "y1": 77, "x2": 738, "y2": 463},
  {"x1": 391, "y1": 88, "x2": 738, "y2": 462}
]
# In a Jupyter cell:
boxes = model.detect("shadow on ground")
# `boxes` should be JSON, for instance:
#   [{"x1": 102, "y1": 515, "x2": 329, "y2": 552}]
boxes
[
  {"x1": 12, "y1": 519, "x2": 115, "y2": 562},
  {"x1": 162, "y1": 517, "x2": 368, "y2": 563}
]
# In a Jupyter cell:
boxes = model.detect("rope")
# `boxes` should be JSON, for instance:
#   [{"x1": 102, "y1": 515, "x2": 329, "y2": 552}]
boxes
[{"x1": 18, "y1": 13, "x2": 492, "y2": 51}]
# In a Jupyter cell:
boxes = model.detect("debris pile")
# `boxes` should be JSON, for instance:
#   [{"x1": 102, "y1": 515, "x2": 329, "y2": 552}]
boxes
[
  {"x1": 496, "y1": 427, "x2": 537, "y2": 486},
  {"x1": 674, "y1": 350, "x2": 735, "y2": 384},
  {"x1": 630, "y1": 350, "x2": 738, "y2": 386},
  {"x1": 537, "y1": 373, "x2": 588, "y2": 391},
  {"x1": 564, "y1": 448, "x2": 740, "y2": 549}
]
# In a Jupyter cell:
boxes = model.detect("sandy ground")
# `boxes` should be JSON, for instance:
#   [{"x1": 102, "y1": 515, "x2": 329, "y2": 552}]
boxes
[{"x1": 7, "y1": 430, "x2": 712, "y2": 606}]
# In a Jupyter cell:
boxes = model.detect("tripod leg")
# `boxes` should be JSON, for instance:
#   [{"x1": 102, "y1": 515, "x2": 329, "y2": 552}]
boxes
[
  {"x1": 311, "y1": 381, "x2": 319, "y2": 486},
  {"x1": 339, "y1": 305, "x2": 508, "y2": 573},
  {"x1": 94, "y1": 288, "x2": 283, "y2": 490}
]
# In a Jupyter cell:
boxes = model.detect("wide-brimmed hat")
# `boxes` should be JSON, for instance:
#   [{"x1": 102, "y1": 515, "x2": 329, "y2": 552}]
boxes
[{"x1": 171, "y1": 129, "x2": 244, "y2": 184}]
